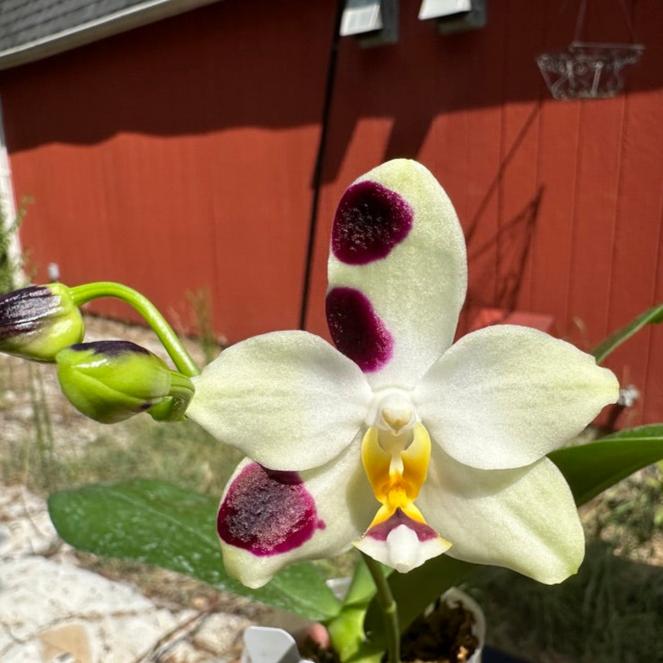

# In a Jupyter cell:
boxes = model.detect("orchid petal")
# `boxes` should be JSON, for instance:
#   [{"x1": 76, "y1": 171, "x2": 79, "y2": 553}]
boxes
[
  {"x1": 218, "y1": 438, "x2": 374, "y2": 588},
  {"x1": 188, "y1": 331, "x2": 371, "y2": 471},
  {"x1": 327, "y1": 159, "x2": 467, "y2": 389},
  {"x1": 415, "y1": 325, "x2": 619, "y2": 470},
  {"x1": 418, "y1": 444, "x2": 585, "y2": 584}
]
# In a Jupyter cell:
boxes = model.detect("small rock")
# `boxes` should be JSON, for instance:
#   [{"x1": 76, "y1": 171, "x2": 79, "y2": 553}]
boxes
[{"x1": 38, "y1": 623, "x2": 92, "y2": 663}]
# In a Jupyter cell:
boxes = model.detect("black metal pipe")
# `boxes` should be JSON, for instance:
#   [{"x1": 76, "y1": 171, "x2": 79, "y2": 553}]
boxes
[{"x1": 298, "y1": 0, "x2": 345, "y2": 330}]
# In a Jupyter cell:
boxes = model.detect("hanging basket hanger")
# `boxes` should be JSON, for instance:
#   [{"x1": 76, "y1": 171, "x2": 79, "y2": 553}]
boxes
[{"x1": 536, "y1": 0, "x2": 644, "y2": 101}]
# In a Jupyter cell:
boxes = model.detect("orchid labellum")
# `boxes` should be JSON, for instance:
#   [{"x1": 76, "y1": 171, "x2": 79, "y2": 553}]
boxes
[{"x1": 188, "y1": 160, "x2": 619, "y2": 589}]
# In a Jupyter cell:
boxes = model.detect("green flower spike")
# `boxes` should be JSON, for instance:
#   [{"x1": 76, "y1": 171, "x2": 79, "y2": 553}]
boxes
[
  {"x1": 0, "y1": 284, "x2": 84, "y2": 361},
  {"x1": 55, "y1": 340, "x2": 194, "y2": 423}
]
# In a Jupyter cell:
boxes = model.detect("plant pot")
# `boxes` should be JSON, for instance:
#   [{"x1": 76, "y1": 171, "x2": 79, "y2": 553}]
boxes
[
  {"x1": 440, "y1": 587, "x2": 485, "y2": 663},
  {"x1": 241, "y1": 586, "x2": 485, "y2": 663}
]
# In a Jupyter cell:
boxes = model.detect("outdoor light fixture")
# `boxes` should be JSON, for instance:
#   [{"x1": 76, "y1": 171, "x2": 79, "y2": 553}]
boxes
[
  {"x1": 418, "y1": 0, "x2": 487, "y2": 34},
  {"x1": 537, "y1": 0, "x2": 644, "y2": 100},
  {"x1": 340, "y1": 0, "x2": 398, "y2": 46}
]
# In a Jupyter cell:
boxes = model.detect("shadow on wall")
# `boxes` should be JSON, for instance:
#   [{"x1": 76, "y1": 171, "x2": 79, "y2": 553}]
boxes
[
  {"x1": 464, "y1": 102, "x2": 543, "y2": 314},
  {"x1": 1, "y1": 0, "x2": 661, "y2": 183},
  {"x1": 467, "y1": 185, "x2": 542, "y2": 314}
]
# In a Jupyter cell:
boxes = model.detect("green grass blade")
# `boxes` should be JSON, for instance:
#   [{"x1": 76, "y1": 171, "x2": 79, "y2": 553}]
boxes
[
  {"x1": 592, "y1": 304, "x2": 663, "y2": 363},
  {"x1": 48, "y1": 478, "x2": 341, "y2": 620}
]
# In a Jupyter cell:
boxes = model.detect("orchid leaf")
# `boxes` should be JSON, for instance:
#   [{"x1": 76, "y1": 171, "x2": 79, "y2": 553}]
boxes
[
  {"x1": 328, "y1": 558, "x2": 394, "y2": 662},
  {"x1": 47, "y1": 479, "x2": 340, "y2": 620},
  {"x1": 365, "y1": 424, "x2": 663, "y2": 643},
  {"x1": 345, "y1": 556, "x2": 393, "y2": 607},
  {"x1": 549, "y1": 424, "x2": 663, "y2": 505},
  {"x1": 592, "y1": 304, "x2": 663, "y2": 363}
]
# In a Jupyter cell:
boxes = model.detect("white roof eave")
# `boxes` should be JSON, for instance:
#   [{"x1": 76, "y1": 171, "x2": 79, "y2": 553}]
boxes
[{"x1": 0, "y1": 0, "x2": 220, "y2": 71}]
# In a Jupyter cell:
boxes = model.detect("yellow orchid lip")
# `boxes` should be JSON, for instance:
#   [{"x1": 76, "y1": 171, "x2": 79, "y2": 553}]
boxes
[
  {"x1": 356, "y1": 423, "x2": 452, "y2": 571},
  {"x1": 361, "y1": 422, "x2": 430, "y2": 517}
]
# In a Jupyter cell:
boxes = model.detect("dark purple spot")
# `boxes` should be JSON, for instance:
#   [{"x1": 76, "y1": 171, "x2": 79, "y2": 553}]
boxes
[
  {"x1": 264, "y1": 468, "x2": 302, "y2": 485},
  {"x1": 326, "y1": 287, "x2": 393, "y2": 372},
  {"x1": 331, "y1": 180, "x2": 413, "y2": 265},
  {"x1": 69, "y1": 340, "x2": 152, "y2": 357},
  {"x1": 217, "y1": 463, "x2": 322, "y2": 556},
  {"x1": 367, "y1": 509, "x2": 438, "y2": 542}
]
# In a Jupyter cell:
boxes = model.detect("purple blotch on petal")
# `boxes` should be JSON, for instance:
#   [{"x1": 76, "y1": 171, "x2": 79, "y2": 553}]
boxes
[
  {"x1": 367, "y1": 509, "x2": 438, "y2": 542},
  {"x1": 326, "y1": 287, "x2": 393, "y2": 372},
  {"x1": 217, "y1": 463, "x2": 322, "y2": 556},
  {"x1": 331, "y1": 180, "x2": 413, "y2": 265}
]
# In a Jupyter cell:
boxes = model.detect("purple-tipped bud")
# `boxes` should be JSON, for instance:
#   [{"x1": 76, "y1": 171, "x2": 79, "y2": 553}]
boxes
[
  {"x1": 0, "y1": 284, "x2": 84, "y2": 362},
  {"x1": 56, "y1": 340, "x2": 194, "y2": 423}
]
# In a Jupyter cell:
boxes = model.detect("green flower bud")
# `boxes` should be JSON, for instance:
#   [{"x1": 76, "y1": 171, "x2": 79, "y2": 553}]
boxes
[
  {"x1": 55, "y1": 341, "x2": 194, "y2": 424},
  {"x1": 0, "y1": 284, "x2": 84, "y2": 361}
]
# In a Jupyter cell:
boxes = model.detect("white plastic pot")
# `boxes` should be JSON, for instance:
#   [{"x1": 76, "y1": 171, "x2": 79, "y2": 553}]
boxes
[
  {"x1": 241, "y1": 585, "x2": 485, "y2": 663},
  {"x1": 440, "y1": 587, "x2": 485, "y2": 663}
]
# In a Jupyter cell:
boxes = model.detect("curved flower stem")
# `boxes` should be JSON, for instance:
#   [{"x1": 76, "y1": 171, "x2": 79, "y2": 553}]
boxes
[
  {"x1": 69, "y1": 282, "x2": 200, "y2": 377},
  {"x1": 361, "y1": 552, "x2": 400, "y2": 663}
]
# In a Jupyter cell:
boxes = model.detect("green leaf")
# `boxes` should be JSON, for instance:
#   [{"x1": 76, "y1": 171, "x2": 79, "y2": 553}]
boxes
[
  {"x1": 328, "y1": 558, "x2": 394, "y2": 662},
  {"x1": 47, "y1": 479, "x2": 340, "y2": 621},
  {"x1": 592, "y1": 304, "x2": 663, "y2": 363},
  {"x1": 549, "y1": 424, "x2": 663, "y2": 505},
  {"x1": 365, "y1": 424, "x2": 663, "y2": 644},
  {"x1": 345, "y1": 556, "x2": 393, "y2": 607}
]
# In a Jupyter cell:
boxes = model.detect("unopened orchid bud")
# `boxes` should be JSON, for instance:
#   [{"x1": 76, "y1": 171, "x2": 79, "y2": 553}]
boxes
[
  {"x1": 0, "y1": 284, "x2": 84, "y2": 362},
  {"x1": 55, "y1": 340, "x2": 194, "y2": 424}
]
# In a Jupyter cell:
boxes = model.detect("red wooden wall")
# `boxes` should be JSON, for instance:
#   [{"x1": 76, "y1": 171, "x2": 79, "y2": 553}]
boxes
[
  {"x1": 1, "y1": 0, "x2": 662, "y2": 424},
  {"x1": 1, "y1": 0, "x2": 335, "y2": 340}
]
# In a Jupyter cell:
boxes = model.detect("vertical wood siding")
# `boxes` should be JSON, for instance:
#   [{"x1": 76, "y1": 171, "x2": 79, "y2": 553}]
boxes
[
  {"x1": 1, "y1": 1, "x2": 335, "y2": 341},
  {"x1": 1, "y1": 0, "x2": 662, "y2": 422}
]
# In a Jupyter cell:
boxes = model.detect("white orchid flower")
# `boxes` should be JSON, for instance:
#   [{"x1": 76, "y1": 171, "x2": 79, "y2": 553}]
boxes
[{"x1": 188, "y1": 159, "x2": 619, "y2": 589}]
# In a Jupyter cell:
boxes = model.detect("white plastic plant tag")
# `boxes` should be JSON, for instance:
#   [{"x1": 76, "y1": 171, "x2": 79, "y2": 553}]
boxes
[{"x1": 242, "y1": 626, "x2": 314, "y2": 663}]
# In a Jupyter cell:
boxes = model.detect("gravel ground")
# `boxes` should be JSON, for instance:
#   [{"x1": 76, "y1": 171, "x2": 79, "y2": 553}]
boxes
[{"x1": 0, "y1": 482, "x2": 256, "y2": 662}]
